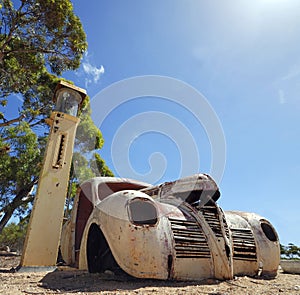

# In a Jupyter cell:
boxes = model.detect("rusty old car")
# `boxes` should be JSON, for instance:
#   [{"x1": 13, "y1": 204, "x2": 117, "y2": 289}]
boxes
[{"x1": 60, "y1": 173, "x2": 280, "y2": 281}]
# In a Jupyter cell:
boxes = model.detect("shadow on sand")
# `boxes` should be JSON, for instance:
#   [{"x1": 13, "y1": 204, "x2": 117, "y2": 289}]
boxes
[{"x1": 40, "y1": 267, "x2": 220, "y2": 293}]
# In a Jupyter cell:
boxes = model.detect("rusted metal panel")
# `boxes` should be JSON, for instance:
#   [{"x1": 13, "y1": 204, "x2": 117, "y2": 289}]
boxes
[
  {"x1": 232, "y1": 212, "x2": 280, "y2": 278},
  {"x1": 225, "y1": 211, "x2": 280, "y2": 278},
  {"x1": 61, "y1": 177, "x2": 151, "y2": 267},
  {"x1": 167, "y1": 216, "x2": 213, "y2": 280},
  {"x1": 88, "y1": 190, "x2": 172, "y2": 279},
  {"x1": 159, "y1": 174, "x2": 218, "y2": 195}
]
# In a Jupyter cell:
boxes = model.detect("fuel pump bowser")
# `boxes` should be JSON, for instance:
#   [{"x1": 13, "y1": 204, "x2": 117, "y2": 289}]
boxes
[{"x1": 18, "y1": 81, "x2": 87, "y2": 271}]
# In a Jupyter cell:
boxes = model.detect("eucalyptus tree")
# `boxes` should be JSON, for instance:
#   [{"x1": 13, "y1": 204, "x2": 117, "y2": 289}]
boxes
[{"x1": 0, "y1": 0, "x2": 112, "y2": 233}]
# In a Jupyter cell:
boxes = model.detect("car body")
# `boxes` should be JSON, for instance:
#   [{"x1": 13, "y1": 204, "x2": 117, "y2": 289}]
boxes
[{"x1": 61, "y1": 174, "x2": 280, "y2": 281}]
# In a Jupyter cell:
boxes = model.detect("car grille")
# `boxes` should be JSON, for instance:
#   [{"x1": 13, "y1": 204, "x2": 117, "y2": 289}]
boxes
[
  {"x1": 169, "y1": 217, "x2": 211, "y2": 259},
  {"x1": 231, "y1": 228, "x2": 257, "y2": 261}
]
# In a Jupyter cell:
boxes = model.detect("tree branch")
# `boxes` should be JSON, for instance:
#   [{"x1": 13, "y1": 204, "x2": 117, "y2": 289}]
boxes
[
  {"x1": 3, "y1": 48, "x2": 57, "y2": 56},
  {"x1": 0, "y1": 178, "x2": 38, "y2": 234},
  {"x1": 0, "y1": 114, "x2": 26, "y2": 127},
  {"x1": 0, "y1": 1, "x2": 33, "y2": 61},
  {"x1": 0, "y1": 145, "x2": 10, "y2": 153}
]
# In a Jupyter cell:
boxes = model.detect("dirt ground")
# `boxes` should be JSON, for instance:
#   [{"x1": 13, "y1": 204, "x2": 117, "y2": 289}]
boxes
[{"x1": 0, "y1": 254, "x2": 300, "y2": 295}]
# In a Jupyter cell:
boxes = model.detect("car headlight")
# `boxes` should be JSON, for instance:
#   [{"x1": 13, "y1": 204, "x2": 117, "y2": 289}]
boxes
[
  {"x1": 260, "y1": 220, "x2": 278, "y2": 242},
  {"x1": 128, "y1": 198, "x2": 158, "y2": 226}
]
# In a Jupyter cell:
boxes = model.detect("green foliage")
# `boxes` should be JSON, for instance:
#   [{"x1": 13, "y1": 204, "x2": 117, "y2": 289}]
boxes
[
  {"x1": 280, "y1": 243, "x2": 300, "y2": 260},
  {"x1": 76, "y1": 97, "x2": 104, "y2": 152},
  {"x1": 0, "y1": 0, "x2": 87, "y2": 98},
  {"x1": 90, "y1": 153, "x2": 114, "y2": 177},
  {"x1": 0, "y1": 221, "x2": 27, "y2": 252},
  {"x1": 71, "y1": 151, "x2": 114, "y2": 184},
  {"x1": 0, "y1": 122, "x2": 41, "y2": 235},
  {"x1": 72, "y1": 152, "x2": 95, "y2": 184},
  {"x1": 0, "y1": 122, "x2": 41, "y2": 202}
]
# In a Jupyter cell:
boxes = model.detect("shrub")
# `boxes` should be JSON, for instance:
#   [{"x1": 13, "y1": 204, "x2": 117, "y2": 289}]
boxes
[{"x1": 0, "y1": 222, "x2": 27, "y2": 253}]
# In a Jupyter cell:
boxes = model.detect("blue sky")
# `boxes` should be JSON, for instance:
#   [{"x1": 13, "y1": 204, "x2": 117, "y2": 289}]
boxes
[
  {"x1": 66, "y1": 0, "x2": 300, "y2": 245},
  {"x1": 5, "y1": 1, "x2": 300, "y2": 246},
  {"x1": 62, "y1": 0, "x2": 300, "y2": 246}
]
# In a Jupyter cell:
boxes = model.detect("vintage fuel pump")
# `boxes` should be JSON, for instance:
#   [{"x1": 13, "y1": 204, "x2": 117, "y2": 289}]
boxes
[{"x1": 18, "y1": 81, "x2": 86, "y2": 271}]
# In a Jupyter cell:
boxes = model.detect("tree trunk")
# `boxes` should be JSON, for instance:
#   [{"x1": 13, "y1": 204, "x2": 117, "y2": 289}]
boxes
[
  {"x1": 0, "y1": 52, "x2": 4, "y2": 64},
  {"x1": 0, "y1": 210, "x2": 13, "y2": 234}
]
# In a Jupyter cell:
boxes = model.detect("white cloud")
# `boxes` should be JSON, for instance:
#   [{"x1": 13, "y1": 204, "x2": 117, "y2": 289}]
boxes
[
  {"x1": 82, "y1": 62, "x2": 105, "y2": 83},
  {"x1": 278, "y1": 89, "x2": 286, "y2": 104},
  {"x1": 80, "y1": 52, "x2": 105, "y2": 87}
]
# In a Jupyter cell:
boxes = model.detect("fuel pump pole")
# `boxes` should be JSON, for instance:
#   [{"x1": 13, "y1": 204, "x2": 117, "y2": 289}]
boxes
[{"x1": 18, "y1": 81, "x2": 87, "y2": 271}]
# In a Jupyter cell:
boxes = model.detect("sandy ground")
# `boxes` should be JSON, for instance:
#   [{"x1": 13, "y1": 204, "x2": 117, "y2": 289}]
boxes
[{"x1": 1, "y1": 254, "x2": 300, "y2": 295}]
